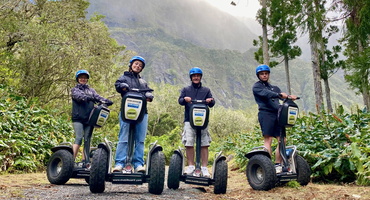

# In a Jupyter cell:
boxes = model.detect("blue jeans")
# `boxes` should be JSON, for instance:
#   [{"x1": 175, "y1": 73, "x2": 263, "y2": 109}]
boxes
[{"x1": 115, "y1": 113, "x2": 148, "y2": 169}]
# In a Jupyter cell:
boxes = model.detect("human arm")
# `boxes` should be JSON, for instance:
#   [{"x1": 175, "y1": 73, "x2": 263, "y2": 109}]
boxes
[
  {"x1": 114, "y1": 75, "x2": 130, "y2": 94},
  {"x1": 71, "y1": 87, "x2": 93, "y2": 102}
]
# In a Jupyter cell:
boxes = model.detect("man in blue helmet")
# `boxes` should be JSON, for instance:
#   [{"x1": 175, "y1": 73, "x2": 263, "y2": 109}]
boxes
[
  {"x1": 178, "y1": 67, "x2": 215, "y2": 178},
  {"x1": 252, "y1": 64, "x2": 297, "y2": 173},
  {"x1": 71, "y1": 70, "x2": 113, "y2": 164},
  {"x1": 113, "y1": 56, "x2": 154, "y2": 173}
]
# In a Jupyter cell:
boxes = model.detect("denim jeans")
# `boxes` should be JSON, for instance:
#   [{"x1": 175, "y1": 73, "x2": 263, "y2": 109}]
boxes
[{"x1": 115, "y1": 113, "x2": 148, "y2": 169}]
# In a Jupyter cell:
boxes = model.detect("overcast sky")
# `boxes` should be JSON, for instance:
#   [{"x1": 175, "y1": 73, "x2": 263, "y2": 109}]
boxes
[{"x1": 203, "y1": 0, "x2": 260, "y2": 19}]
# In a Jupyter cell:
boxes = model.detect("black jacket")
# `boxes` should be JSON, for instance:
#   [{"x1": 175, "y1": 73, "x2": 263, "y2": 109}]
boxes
[
  {"x1": 252, "y1": 80, "x2": 282, "y2": 113},
  {"x1": 178, "y1": 82, "x2": 215, "y2": 122},
  {"x1": 115, "y1": 71, "x2": 153, "y2": 113},
  {"x1": 71, "y1": 84, "x2": 110, "y2": 123}
]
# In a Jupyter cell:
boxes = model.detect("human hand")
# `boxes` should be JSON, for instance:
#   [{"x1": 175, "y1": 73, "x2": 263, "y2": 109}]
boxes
[
  {"x1": 105, "y1": 99, "x2": 114, "y2": 106},
  {"x1": 205, "y1": 98, "x2": 213, "y2": 103},
  {"x1": 120, "y1": 83, "x2": 130, "y2": 91},
  {"x1": 279, "y1": 92, "x2": 288, "y2": 99},
  {"x1": 184, "y1": 97, "x2": 192, "y2": 103},
  {"x1": 288, "y1": 95, "x2": 298, "y2": 100}
]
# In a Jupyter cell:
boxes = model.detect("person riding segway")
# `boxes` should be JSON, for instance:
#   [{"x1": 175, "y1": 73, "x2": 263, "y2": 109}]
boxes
[
  {"x1": 89, "y1": 56, "x2": 165, "y2": 194},
  {"x1": 167, "y1": 67, "x2": 228, "y2": 194},
  {"x1": 47, "y1": 70, "x2": 113, "y2": 185},
  {"x1": 245, "y1": 65, "x2": 311, "y2": 190}
]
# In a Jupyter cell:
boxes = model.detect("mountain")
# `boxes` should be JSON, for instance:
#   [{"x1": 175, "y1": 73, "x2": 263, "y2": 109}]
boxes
[{"x1": 87, "y1": 0, "x2": 363, "y2": 112}]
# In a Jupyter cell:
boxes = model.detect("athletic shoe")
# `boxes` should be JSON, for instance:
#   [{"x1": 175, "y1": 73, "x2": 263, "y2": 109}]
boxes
[
  {"x1": 201, "y1": 166, "x2": 211, "y2": 178},
  {"x1": 135, "y1": 165, "x2": 145, "y2": 173},
  {"x1": 275, "y1": 164, "x2": 283, "y2": 174},
  {"x1": 185, "y1": 165, "x2": 195, "y2": 174},
  {"x1": 122, "y1": 165, "x2": 133, "y2": 174},
  {"x1": 113, "y1": 165, "x2": 123, "y2": 172}
]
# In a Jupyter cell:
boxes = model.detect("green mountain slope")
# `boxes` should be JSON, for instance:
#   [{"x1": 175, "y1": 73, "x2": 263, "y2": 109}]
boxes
[{"x1": 87, "y1": 0, "x2": 363, "y2": 112}]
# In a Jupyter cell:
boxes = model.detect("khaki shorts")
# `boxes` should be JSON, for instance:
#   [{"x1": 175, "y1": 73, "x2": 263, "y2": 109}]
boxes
[{"x1": 182, "y1": 122, "x2": 211, "y2": 147}]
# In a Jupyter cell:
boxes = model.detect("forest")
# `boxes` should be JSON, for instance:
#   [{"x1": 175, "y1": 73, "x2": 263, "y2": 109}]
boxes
[{"x1": 0, "y1": 0, "x2": 369, "y2": 187}]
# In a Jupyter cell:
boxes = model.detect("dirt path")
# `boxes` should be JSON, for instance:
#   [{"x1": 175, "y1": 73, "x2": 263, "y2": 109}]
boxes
[{"x1": 0, "y1": 168, "x2": 369, "y2": 200}]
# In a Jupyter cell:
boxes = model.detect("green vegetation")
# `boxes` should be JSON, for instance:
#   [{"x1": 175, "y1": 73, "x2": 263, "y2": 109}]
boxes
[
  {"x1": 224, "y1": 105, "x2": 370, "y2": 186},
  {"x1": 0, "y1": 0, "x2": 369, "y2": 187}
]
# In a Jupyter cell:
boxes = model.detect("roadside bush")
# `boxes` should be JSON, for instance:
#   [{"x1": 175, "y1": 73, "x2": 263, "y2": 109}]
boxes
[{"x1": 0, "y1": 85, "x2": 73, "y2": 173}]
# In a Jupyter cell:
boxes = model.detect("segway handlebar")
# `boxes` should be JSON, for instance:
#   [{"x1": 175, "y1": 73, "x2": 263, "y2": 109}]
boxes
[
  {"x1": 130, "y1": 88, "x2": 154, "y2": 93},
  {"x1": 191, "y1": 99, "x2": 207, "y2": 104}
]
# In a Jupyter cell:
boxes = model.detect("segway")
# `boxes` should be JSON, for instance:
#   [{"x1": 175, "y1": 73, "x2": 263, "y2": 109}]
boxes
[
  {"x1": 89, "y1": 88, "x2": 165, "y2": 194},
  {"x1": 167, "y1": 100, "x2": 228, "y2": 194},
  {"x1": 245, "y1": 97, "x2": 311, "y2": 190},
  {"x1": 47, "y1": 102, "x2": 111, "y2": 185}
]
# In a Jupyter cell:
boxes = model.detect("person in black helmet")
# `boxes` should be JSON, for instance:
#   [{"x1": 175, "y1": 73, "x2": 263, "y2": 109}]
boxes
[
  {"x1": 71, "y1": 70, "x2": 113, "y2": 164},
  {"x1": 178, "y1": 67, "x2": 215, "y2": 178},
  {"x1": 113, "y1": 56, "x2": 154, "y2": 174},
  {"x1": 252, "y1": 64, "x2": 297, "y2": 173}
]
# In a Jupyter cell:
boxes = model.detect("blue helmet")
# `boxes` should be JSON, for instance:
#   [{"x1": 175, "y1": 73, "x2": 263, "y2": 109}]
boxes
[
  {"x1": 189, "y1": 67, "x2": 203, "y2": 79},
  {"x1": 129, "y1": 56, "x2": 146, "y2": 68},
  {"x1": 256, "y1": 64, "x2": 270, "y2": 75},
  {"x1": 75, "y1": 70, "x2": 90, "y2": 81}
]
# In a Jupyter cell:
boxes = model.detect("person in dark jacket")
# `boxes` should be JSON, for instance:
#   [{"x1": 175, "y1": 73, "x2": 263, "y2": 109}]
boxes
[
  {"x1": 252, "y1": 64, "x2": 297, "y2": 173},
  {"x1": 178, "y1": 67, "x2": 215, "y2": 178},
  {"x1": 113, "y1": 56, "x2": 154, "y2": 173},
  {"x1": 71, "y1": 70, "x2": 113, "y2": 162}
]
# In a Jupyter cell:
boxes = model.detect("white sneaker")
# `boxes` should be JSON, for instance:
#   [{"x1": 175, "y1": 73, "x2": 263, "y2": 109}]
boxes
[
  {"x1": 275, "y1": 164, "x2": 283, "y2": 174},
  {"x1": 113, "y1": 165, "x2": 123, "y2": 172},
  {"x1": 185, "y1": 165, "x2": 195, "y2": 174},
  {"x1": 122, "y1": 165, "x2": 133, "y2": 174},
  {"x1": 135, "y1": 165, "x2": 145, "y2": 173},
  {"x1": 201, "y1": 166, "x2": 210, "y2": 178}
]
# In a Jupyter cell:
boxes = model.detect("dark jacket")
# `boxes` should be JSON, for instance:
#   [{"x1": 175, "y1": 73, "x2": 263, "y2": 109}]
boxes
[
  {"x1": 178, "y1": 82, "x2": 215, "y2": 122},
  {"x1": 115, "y1": 71, "x2": 153, "y2": 113},
  {"x1": 71, "y1": 84, "x2": 110, "y2": 123},
  {"x1": 252, "y1": 80, "x2": 282, "y2": 113}
]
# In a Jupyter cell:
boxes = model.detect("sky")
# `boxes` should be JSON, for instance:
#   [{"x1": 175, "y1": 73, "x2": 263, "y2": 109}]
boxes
[{"x1": 203, "y1": 0, "x2": 260, "y2": 19}]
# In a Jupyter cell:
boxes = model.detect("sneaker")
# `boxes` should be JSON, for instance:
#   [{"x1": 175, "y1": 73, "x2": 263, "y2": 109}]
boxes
[
  {"x1": 201, "y1": 167, "x2": 211, "y2": 178},
  {"x1": 113, "y1": 165, "x2": 123, "y2": 172},
  {"x1": 185, "y1": 165, "x2": 195, "y2": 174},
  {"x1": 275, "y1": 164, "x2": 282, "y2": 174},
  {"x1": 122, "y1": 165, "x2": 133, "y2": 174},
  {"x1": 135, "y1": 165, "x2": 145, "y2": 173}
]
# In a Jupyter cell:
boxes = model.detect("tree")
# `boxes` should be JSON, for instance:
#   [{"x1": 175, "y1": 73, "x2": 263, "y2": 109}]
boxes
[
  {"x1": 0, "y1": 0, "x2": 124, "y2": 104},
  {"x1": 298, "y1": 0, "x2": 326, "y2": 111},
  {"x1": 268, "y1": 0, "x2": 302, "y2": 94},
  {"x1": 338, "y1": 0, "x2": 370, "y2": 108},
  {"x1": 254, "y1": 0, "x2": 270, "y2": 65}
]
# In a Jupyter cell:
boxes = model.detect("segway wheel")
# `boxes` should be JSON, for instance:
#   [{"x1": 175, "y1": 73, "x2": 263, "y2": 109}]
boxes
[
  {"x1": 213, "y1": 159, "x2": 228, "y2": 194},
  {"x1": 89, "y1": 148, "x2": 108, "y2": 193},
  {"x1": 296, "y1": 155, "x2": 311, "y2": 186},
  {"x1": 46, "y1": 149, "x2": 74, "y2": 185},
  {"x1": 148, "y1": 150, "x2": 165, "y2": 195},
  {"x1": 167, "y1": 153, "x2": 182, "y2": 190},
  {"x1": 246, "y1": 154, "x2": 277, "y2": 191}
]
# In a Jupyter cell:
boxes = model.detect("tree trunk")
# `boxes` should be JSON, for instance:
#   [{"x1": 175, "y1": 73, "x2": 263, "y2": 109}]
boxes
[
  {"x1": 284, "y1": 55, "x2": 291, "y2": 94},
  {"x1": 309, "y1": 36, "x2": 324, "y2": 112},
  {"x1": 323, "y1": 78, "x2": 333, "y2": 113},
  {"x1": 261, "y1": 0, "x2": 269, "y2": 65}
]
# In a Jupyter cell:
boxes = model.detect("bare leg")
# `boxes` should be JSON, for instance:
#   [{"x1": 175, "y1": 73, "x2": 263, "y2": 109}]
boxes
[
  {"x1": 263, "y1": 135, "x2": 273, "y2": 156},
  {"x1": 72, "y1": 144, "x2": 80, "y2": 159},
  {"x1": 186, "y1": 146, "x2": 195, "y2": 166},
  {"x1": 201, "y1": 146, "x2": 209, "y2": 167}
]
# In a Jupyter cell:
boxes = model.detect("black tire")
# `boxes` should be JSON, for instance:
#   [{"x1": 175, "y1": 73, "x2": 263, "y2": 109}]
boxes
[
  {"x1": 85, "y1": 177, "x2": 90, "y2": 184},
  {"x1": 296, "y1": 155, "x2": 311, "y2": 186},
  {"x1": 46, "y1": 149, "x2": 74, "y2": 185},
  {"x1": 246, "y1": 154, "x2": 277, "y2": 191},
  {"x1": 214, "y1": 159, "x2": 228, "y2": 194},
  {"x1": 89, "y1": 148, "x2": 108, "y2": 193},
  {"x1": 148, "y1": 150, "x2": 165, "y2": 195},
  {"x1": 167, "y1": 153, "x2": 182, "y2": 190}
]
